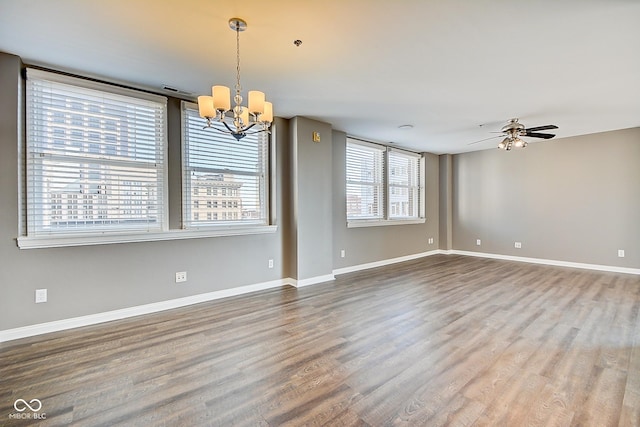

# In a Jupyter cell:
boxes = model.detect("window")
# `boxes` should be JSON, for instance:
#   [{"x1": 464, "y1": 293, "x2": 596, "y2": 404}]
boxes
[
  {"x1": 346, "y1": 138, "x2": 423, "y2": 226},
  {"x1": 346, "y1": 140, "x2": 385, "y2": 220},
  {"x1": 388, "y1": 149, "x2": 421, "y2": 219},
  {"x1": 181, "y1": 102, "x2": 269, "y2": 228},
  {"x1": 24, "y1": 69, "x2": 167, "y2": 237}
]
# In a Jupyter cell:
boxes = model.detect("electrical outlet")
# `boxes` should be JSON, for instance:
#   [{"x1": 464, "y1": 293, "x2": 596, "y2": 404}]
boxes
[
  {"x1": 340, "y1": 249, "x2": 346, "y2": 258},
  {"x1": 428, "y1": 238, "x2": 434, "y2": 245},
  {"x1": 35, "y1": 289, "x2": 47, "y2": 303},
  {"x1": 514, "y1": 242, "x2": 522, "y2": 249},
  {"x1": 476, "y1": 239, "x2": 481, "y2": 246},
  {"x1": 175, "y1": 271, "x2": 187, "y2": 283},
  {"x1": 618, "y1": 249, "x2": 625, "y2": 258},
  {"x1": 268, "y1": 259, "x2": 274, "y2": 268}
]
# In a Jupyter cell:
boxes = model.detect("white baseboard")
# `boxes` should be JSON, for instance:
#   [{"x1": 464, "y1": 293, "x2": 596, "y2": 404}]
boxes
[
  {"x1": 332, "y1": 248, "x2": 639, "y2": 277},
  {"x1": 448, "y1": 250, "x2": 640, "y2": 275},
  {"x1": 3, "y1": 249, "x2": 636, "y2": 343},
  {"x1": 0, "y1": 278, "x2": 294, "y2": 343},
  {"x1": 333, "y1": 250, "x2": 443, "y2": 276},
  {"x1": 287, "y1": 274, "x2": 336, "y2": 288}
]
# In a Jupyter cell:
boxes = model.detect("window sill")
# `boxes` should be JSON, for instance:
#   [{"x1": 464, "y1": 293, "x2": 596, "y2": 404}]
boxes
[
  {"x1": 16, "y1": 225, "x2": 278, "y2": 249},
  {"x1": 347, "y1": 218, "x2": 426, "y2": 228}
]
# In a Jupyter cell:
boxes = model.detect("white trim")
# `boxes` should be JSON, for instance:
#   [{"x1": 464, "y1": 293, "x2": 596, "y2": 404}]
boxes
[
  {"x1": 26, "y1": 68, "x2": 168, "y2": 104},
  {"x1": 0, "y1": 278, "x2": 293, "y2": 343},
  {"x1": 333, "y1": 248, "x2": 640, "y2": 276},
  {"x1": 4, "y1": 250, "x2": 636, "y2": 342},
  {"x1": 388, "y1": 146, "x2": 422, "y2": 158},
  {"x1": 448, "y1": 250, "x2": 640, "y2": 275},
  {"x1": 180, "y1": 102, "x2": 271, "y2": 231},
  {"x1": 17, "y1": 225, "x2": 278, "y2": 249},
  {"x1": 292, "y1": 274, "x2": 336, "y2": 287},
  {"x1": 285, "y1": 274, "x2": 336, "y2": 288},
  {"x1": 24, "y1": 69, "x2": 170, "y2": 243},
  {"x1": 346, "y1": 137, "x2": 387, "y2": 151},
  {"x1": 347, "y1": 218, "x2": 426, "y2": 228},
  {"x1": 281, "y1": 277, "x2": 297, "y2": 287},
  {"x1": 333, "y1": 250, "x2": 442, "y2": 275},
  {"x1": 419, "y1": 153, "x2": 426, "y2": 219}
]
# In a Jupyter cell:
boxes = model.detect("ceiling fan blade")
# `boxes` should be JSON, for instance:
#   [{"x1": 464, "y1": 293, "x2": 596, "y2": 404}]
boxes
[
  {"x1": 467, "y1": 135, "x2": 502, "y2": 145},
  {"x1": 525, "y1": 125, "x2": 558, "y2": 132},
  {"x1": 524, "y1": 132, "x2": 555, "y2": 139}
]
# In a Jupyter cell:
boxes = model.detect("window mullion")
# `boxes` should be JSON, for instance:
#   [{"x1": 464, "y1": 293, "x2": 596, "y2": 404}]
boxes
[{"x1": 384, "y1": 146, "x2": 390, "y2": 220}]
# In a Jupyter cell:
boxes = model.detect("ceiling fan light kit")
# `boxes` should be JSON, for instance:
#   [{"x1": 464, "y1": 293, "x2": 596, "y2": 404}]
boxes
[
  {"x1": 197, "y1": 18, "x2": 273, "y2": 141},
  {"x1": 498, "y1": 136, "x2": 527, "y2": 151}
]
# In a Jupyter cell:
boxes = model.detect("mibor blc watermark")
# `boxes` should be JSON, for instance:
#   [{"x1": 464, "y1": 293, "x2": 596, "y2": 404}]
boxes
[{"x1": 9, "y1": 398, "x2": 46, "y2": 420}]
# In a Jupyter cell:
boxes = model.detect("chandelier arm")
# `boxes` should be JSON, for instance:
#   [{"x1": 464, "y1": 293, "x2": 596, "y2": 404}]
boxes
[
  {"x1": 211, "y1": 123, "x2": 245, "y2": 141},
  {"x1": 207, "y1": 125, "x2": 231, "y2": 135},
  {"x1": 222, "y1": 120, "x2": 236, "y2": 134},
  {"x1": 242, "y1": 123, "x2": 256, "y2": 133},
  {"x1": 242, "y1": 127, "x2": 272, "y2": 136}
]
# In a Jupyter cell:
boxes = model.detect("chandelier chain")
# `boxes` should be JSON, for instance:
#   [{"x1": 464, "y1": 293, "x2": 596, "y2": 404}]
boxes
[{"x1": 235, "y1": 23, "x2": 242, "y2": 103}]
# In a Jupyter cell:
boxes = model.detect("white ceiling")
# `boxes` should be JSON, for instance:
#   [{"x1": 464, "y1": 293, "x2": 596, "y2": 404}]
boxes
[{"x1": 1, "y1": 0, "x2": 639, "y2": 154}]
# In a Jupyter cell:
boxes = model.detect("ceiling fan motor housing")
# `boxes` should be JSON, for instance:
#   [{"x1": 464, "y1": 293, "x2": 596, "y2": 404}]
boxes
[{"x1": 501, "y1": 118, "x2": 525, "y2": 134}]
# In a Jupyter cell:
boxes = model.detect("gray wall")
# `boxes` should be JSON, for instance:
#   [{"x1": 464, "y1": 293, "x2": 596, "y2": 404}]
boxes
[
  {"x1": 275, "y1": 118, "x2": 293, "y2": 279},
  {"x1": 439, "y1": 154, "x2": 453, "y2": 251},
  {"x1": 452, "y1": 127, "x2": 640, "y2": 268},
  {"x1": 289, "y1": 117, "x2": 334, "y2": 281},
  {"x1": 332, "y1": 131, "x2": 440, "y2": 269},
  {"x1": 0, "y1": 54, "x2": 23, "y2": 329}
]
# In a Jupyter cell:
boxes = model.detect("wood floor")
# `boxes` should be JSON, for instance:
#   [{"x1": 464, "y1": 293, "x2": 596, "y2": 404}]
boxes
[{"x1": 2, "y1": 255, "x2": 640, "y2": 426}]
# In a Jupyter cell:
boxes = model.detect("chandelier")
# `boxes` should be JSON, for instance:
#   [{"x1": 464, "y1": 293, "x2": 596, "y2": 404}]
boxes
[{"x1": 198, "y1": 18, "x2": 273, "y2": 141}]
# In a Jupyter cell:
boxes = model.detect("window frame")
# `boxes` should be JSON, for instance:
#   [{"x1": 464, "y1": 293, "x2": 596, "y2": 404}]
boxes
[
  {"x1": 346, "y1": 137, "x2": 425, "y2": 228},
  {"x1": 345, "y1": 139, "x2": 386, "y2": 221},
  {"x1": 387, "y1": 147, "x2": 422, "y2": 221},
  {"x1": 180, "y1": 101, "x2": 274, "y2": 234},
  {"x1": 18, "y1": 69, "x2": 169, "y2": 248}
]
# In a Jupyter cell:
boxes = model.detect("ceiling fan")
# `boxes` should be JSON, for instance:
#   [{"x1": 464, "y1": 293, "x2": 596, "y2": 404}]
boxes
[{"x1": 470, "y1": 118, "x2": 558, "y2": 150}]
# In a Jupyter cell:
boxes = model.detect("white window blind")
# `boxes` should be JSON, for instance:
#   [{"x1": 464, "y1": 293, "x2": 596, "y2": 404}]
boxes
[
  {"x1": 25, "y1": 69, "x2": 167, "y2": 236},
  {"x1": 346, "y1": 139, "x2": 385, "y2": 220},
  {"x1": 182, "y1": 103, "x2": 269, "y2": 228},
  {"x1": 388, "y1": 148, "x2": 421, "y2": 219}
]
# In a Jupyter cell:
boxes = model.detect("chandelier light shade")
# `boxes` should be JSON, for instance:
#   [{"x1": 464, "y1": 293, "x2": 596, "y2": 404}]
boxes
[{"x1": 197, "y1": 18, "x2": 273, "y2": 141}]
